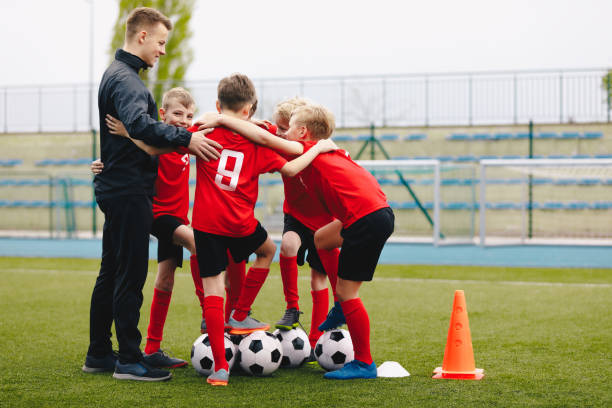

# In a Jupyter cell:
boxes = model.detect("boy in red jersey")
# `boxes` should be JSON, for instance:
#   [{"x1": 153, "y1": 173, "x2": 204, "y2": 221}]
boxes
[
  {"x1": 92, "y1": 88, "x2": 246, "y2": 369},
  {"x1": 198, "y1": 104, "x2": 394, "y2": 380},
  {"x1": 191, "y1": 74, "x2": 337, "y2": 386},
  {"x1": 267, "y1": 99, "x2": 343, "y2": 348},
  {"x1": 196, "y1": 98, "x2": 343, "y2": 352}
]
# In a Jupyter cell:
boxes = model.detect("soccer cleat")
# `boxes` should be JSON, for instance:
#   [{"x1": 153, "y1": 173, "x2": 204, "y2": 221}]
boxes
[
  {"x1": 227, "y1": 310, "x2": 270, "y2": 335},
  {"x1": 113, "y1": 360, "x2": 172, "y2": 381},
  {"x1": 206, "y1": 368, "x2": 229, "y2": 386},
  {"x1": 142, "y1": 349, "x2": 188, "y2": 368},
  {"x1": 201, "y1": 318, "x2": 207, "y2": 334},
  {"x1": 82, "y1": 351, "x2": 118, "y2": 373},
  {"x1": 324, "y1": 360, "x2": 377, "y2": 380},
  {"x1": 305, "y1": 349, "x2": 318, "y2": 365},
  {"x1": 318, "y1": 301, "x2": 346, "y2": 331},
  {"x1": 275, "y1": 308, "x2": 302, "y2": 330}
]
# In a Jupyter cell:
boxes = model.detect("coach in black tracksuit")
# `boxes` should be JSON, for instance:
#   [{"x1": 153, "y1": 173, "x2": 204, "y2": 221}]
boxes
[{"x1": 86, "y1": 13, "x2": 220, "y2": 375}]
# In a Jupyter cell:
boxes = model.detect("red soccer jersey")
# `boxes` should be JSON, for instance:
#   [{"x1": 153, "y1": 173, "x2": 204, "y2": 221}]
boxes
[
  {"x1": 298, "y1": 141, "x2": 388, "y2": 228},
  {"x1": 281, "y1": 144, "x2": 335, "y2": 231},
  {"x1": 191, "y1": 126, "x2": 287, "y2": 237},
  {"x1": 152, "y1": 150, "x2": 191, "y2": 225}
]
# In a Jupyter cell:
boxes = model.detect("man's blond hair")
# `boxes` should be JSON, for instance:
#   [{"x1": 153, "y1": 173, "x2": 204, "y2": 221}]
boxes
[
  {"x1": 291, "y1": 104, "x2": 335, "y2": 140},
  {"x1": 126, "y1": 7, "x2": 172, "y2": 40},
  {"x1": 161, "y1": 87, "x2": 195, "y2": 110},
  {"x1": 273, "y1": 97, "x2": 310, "y2": 124}
]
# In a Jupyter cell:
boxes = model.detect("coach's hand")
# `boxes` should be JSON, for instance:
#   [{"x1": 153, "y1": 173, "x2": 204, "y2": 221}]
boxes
[{"x1": 188, "y1": 129, "x2": 222, "y2": 161}]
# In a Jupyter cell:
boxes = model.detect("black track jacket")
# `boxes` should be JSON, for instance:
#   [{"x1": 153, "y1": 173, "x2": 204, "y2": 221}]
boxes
[{"x1": 94, "y1": 49, "x2": 192, "y2": 200}]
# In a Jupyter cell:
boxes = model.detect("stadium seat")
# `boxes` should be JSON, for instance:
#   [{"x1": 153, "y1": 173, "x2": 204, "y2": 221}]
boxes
[
  {"x1": 547, "y1": 154, "x2": 570, "y2": 159},
  {"x1": 542, "y1": 202, "x2": 564, "y2": 210},
  {"x1": 447, "y1": 133, "x2": 469, "y2": 141},
  {"x1": 594, "y1": 154, "x2": 612, "y2": 159},
  {"x1": 577, "y1": 179, "x2": 600, "y2": 186},
  {"x1": 437, "y1": 155, "x2": 454, "y2": 162},
  {"x1": 580, "y1": 132, "x2": 603, "y2": 140},
  {"x1": 413, "y1": 155, "x2": 433, "y2": 160},
  {"x1": 590, "y1": 201, "x2": 612, "y2": 210},
  {"x1": 391, "y1": 156, "x2": 411, "y2": 160},
  {"x1": 442, "y1": 202, "x2": 472, "y2": 210},
  {"x1": 380, "y1": 134, "x2": 398, "y2": 141},
  {"x1": 514, "y1": 133, "x2": 530, "y2": 140},
  {"x1": 560, "y1": 132, "x2": 579, "y2": 139},
  {"x1": 455, "y1": 155, "x2": 477, "y2": 162},
  {"x1": 566, "y1": 201, "x2": 590, "y2": 210},
  {"x1": 501, "y1": 155, "x2": 524, "y2": 160},
  {"x1": 473, "y1": 133, "x2": 491, "y2": 140},
  {"x1": 493, "y1": 133, "x2": 511, "y2": 140},
  {"x1": 0, "y1": 159, "x2": 22, "y2": 167},
  {"x1": 403, "y1": 134, "x2": 427, "y2": 141},
  {"x1": 356, "y1": 134, "x2": 370, "y2": 141},
  {"x1": 478, "y1": 154, "x2": 499, "y2": 160},
  {"x1": 536, "y1": 132, "x2": 557, "y2": 139},
  {"x1": 333, "y1": 134, "x2": 354, "y2": 141},
  {"x1": 571, "y1": 154, "x2": 592, "y2": 159}
]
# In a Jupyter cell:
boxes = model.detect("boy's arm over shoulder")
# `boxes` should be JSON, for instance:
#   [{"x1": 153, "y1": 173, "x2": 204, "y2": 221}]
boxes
[
  {"x1": 280, "y1": 139, "x2": 338, "y2": 177},
  {"x1": 195, "y1": 113, "x2": 304, "y2": 156}
]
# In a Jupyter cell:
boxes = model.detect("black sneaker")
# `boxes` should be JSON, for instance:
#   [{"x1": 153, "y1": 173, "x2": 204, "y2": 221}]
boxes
[
  {"x1": 275, "y1": 308, "x2": 302, "y2": 330},
  {"x1": 201, "y1": 318, "x2": 207, "y2": 334},
  {"x1": 142, "y1": 349, "x2": 187, "y2": 368},
  {"x1": 82, "y1": 351, "x2": 118, "y2": 373},
  {"x1": 113, "y1": 360, "x2": 172, "y2": 381}
]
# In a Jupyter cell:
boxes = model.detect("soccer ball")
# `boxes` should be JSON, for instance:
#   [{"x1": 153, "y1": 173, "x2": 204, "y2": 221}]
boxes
[
  {"x1": 238, "y1": 331, "x2": 283, "y2": 376},
  {"x1": 191, "y1": 333, "x2": 236, "y2": 376},
  {"x1": 273, "y1": 328, "x2": 311, "y2": 368},
  {"x1": 314, "y1": 329, "x2": 354, "y2": 371}
]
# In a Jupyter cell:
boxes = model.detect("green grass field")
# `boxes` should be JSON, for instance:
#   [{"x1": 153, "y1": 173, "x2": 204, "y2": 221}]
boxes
[{"x1": 1, "y1": 257, "x2": 611, "y2": 407}]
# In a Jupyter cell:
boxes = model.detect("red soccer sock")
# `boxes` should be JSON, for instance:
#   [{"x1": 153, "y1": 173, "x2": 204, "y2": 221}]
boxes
[
  {"x1": 190, "y1": 255, "x2": 206, "y2": 318},
  {"x1": 280, "y1": 255, "x2": 300, "y2": 310},
  {"x1": 232, "y1": 267, "x2": 269, "y2": 321},
  {"x1": 145, "y1": 288, "x2": 172, "y2": 355},
  {"x1": 318, "y1": 248, "x2": 340, "y2": 302},
  {"x1": 309, "y1": 288, "x2": 329, "y2": 348},
  {"x1": 341, "y1": 297, "x2": 372, "y2": 365},
  {"x1": 204, "y1": 295, "x2": 229, "y2": 371},
  {"x1": 226, "y1": 258, "x2": 246, "y2": 322}
]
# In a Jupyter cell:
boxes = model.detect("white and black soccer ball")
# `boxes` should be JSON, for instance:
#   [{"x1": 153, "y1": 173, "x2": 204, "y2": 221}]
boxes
[
  {"x1": 191, "y1": 333, "x2": 236, "y2": 376},
  {"x1": 273, "y1": 328, "x2": 311, "y2": 368},
  {"x1": 238, "y1": 331, "x2": 283, "y2": 376},
  {"x1": 314, "y1": 329, "x2": 354, "y2": 371}
]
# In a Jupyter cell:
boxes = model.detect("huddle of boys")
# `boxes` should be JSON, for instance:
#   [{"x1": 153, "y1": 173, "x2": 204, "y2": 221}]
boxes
[{"x1": 83, "y1": 7, "x2": 394, "y2": 386}]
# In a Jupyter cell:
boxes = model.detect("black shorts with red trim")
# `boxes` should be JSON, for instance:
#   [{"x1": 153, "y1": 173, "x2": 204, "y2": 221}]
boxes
[
  {"x1": 151, "y1": 214, "x2": 184, "y2": 267},
  {"x1": 193, "y1": 222, "x2": 268, "y2": 278},
  {"x1": 282, "y1": 213, "x2": 325, "y2": 274},
  {"x1": 338, "y1": 207, "x2": 394, "y2": 282}
]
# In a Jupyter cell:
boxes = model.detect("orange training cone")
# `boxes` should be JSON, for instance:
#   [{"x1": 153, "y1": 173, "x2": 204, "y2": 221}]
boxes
[{"x1": 432, "y1": 290, "x2": 484, "y2": 380}]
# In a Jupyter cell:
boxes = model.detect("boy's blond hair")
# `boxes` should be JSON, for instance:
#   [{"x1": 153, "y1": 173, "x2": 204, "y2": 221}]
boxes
[
  {"x1": 161, "y1": 87, "x2": 195, "y2": 110},
  {"x1": 126, "y1": 7, "x2": 172, "y2": 40},
  {"x1": 217, "y1": 73, "x2": 257, "y2": 113},
  {"x1": 291, "y1": 104, "x2": 335, "y2": 140},
  {"x1": 273, "y1": 97, "x2": 310, "y2": 124}
]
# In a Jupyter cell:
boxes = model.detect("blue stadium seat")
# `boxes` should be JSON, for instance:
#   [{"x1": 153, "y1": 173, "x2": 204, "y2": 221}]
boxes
[
  {"x1": 447, "y1": 133, "x2": 469, "y2": 141},
  {"x1": 473, "y1": 133, "x2": 491, "y2": 140},
  {"x1": 442, "y1": 202, "x2": 472, "y2": 210},
  {"x1": 566, "y1": 201, "x2": 589, "y2": 210},
  {"x1": 487, "y1": 202, "x2": 521, "y2": 210},
  {"x1": 356, "y1": 134, "x2": 370, "y2": 141},
  {"x1": 391, "y1": 156, "x2": 411, "y2": 160},
  {"x1": 594, "y1": 154, "x2": 612, "y2": 159},
  {"x1": 547, "y1": 154, "x2": 570, "y2": 159},
  {"x1": 455, "y1": 155, "x2": 477, "y2": 162},
  {"x1": 542, "y1": 202, "x2": 564, "y2": 210},
  {"x1": 571, "y1": 154, "x2": 592, "y2": 159},
  {"x1": 479, "y1": 154, "x2": 499, "y2": 160},
  {"x1": 501, "y1": 155, "x2": 524, "y2": 159},
  {"x1": 590, "y1": 201, "x2": 612, "y2": 210},
  {"x1": 577, "y1": 179, "x2": 600, "y2": 186},
  {"x1": 537, "y1": 132, "x2": 557, "y2": 139},
  {"x1": 333, "y1": 134, "x2": 354, "y2": 141},
  {"x1": 493, "y1": 133, "x2": 511, "y2": 140},
  {"x1": 413, "y1": 155, "x2": 432, "y2": 160},
  {"x1": 404, "y1": 134, "x2": 426, "y2": 141},
  {"x1": 560, "y1": 132, "x2": 579, "y2": 139},
  {"x1": 0, "y1": 159, "x2": 22, "y2": 167},
  {"x1": 580, "y1": 132, "x2": 603, "y2": 140},
  {"x1": 380, "y1": 134, "x2": 398, "y2": 141},
  {"x1": 553, "y1": 179, "x2": 578, "y2": 186},
  {"x1": 437, "y1": 155, "x2": 454, "y2": 162},
  {"x1": 514, "y1": 133, "x2": 530, "y2": 140}
]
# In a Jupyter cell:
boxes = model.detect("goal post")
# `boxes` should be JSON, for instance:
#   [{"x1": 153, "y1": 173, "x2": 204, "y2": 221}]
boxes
[{"x1": 479, "y1": 158, "x2": 612, "y2": 246}]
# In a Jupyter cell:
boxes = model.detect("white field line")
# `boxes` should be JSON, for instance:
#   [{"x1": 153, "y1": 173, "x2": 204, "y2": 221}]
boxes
[{"x1": 2, "y1": 268, "x2": 611, "y2": 288}]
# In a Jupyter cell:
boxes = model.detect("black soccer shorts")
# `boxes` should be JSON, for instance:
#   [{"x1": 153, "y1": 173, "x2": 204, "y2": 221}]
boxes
[
  {"x1": 151, "y1": 214, "x2": 185, "y2": 267},
  {"x1": 282, "y1": 213, "x2": 326, "y2": 274},
  {"x1": 194, "y1": 222, "x2": 268, "y2": 277},
  {"x1": 338, "y1": 207, "x2": 394, "y2": 282}
]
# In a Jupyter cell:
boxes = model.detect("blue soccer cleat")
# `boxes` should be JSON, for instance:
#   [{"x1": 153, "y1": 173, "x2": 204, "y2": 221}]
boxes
[
  {"x1": 324, "y1": 360, "x2": 377, "y2": 380},
  {"x1": 318, "y1": 301, "x2": 346, "y2": 331}
]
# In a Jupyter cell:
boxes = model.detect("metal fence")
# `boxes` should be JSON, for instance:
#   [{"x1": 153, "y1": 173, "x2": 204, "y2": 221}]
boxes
[{"x1": 1, "y1": 68, "x2": 610, "y2": 132}]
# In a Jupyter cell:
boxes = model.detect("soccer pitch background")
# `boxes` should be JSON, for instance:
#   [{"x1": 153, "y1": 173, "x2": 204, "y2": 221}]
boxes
[{"x1": 1, "y1": 257, "x2": 610, "y2": 407}]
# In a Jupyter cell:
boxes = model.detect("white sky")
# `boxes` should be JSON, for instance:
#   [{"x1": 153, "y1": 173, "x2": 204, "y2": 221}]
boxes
[{"x1": 2, "y1": 0, "x2": 612, "y2": 87}]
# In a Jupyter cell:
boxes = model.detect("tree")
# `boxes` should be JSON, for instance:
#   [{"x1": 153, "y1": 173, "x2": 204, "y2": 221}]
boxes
[{"x1": 109, "y1": 0, "x2": 195, "y2": 103}]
